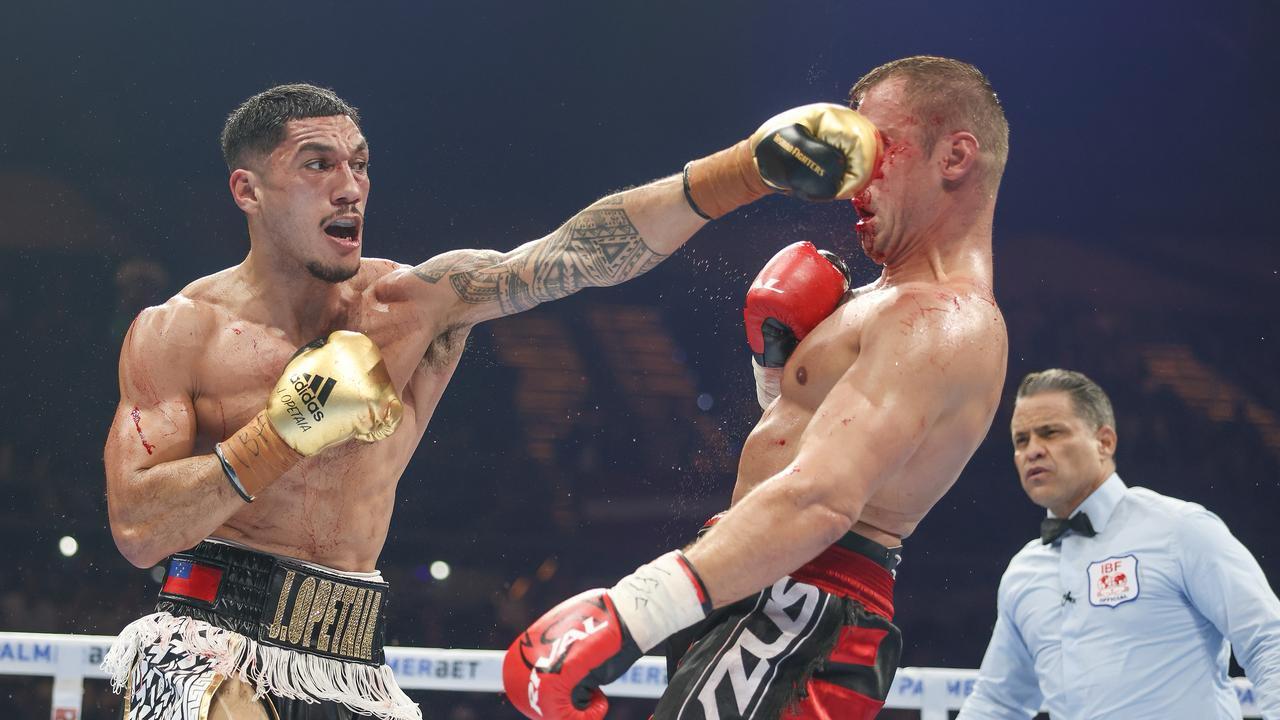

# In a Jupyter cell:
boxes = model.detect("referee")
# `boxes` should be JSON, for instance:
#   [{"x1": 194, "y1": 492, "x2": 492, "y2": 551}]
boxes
[{"x1": 958, "y1": 369, "x2": 1280, "y2": 719}]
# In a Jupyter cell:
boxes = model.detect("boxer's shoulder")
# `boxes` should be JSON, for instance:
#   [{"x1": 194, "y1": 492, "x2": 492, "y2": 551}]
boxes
[
  {"x1": 841, "y1": 281, "x2": 1005, "y2": 406},
  {"x1": 119, "y1": 295, "x2": 218, "y2": 399},
  {"x1": 366, "y1": 252, "x2": 464, "y2": 310},
  {"x1": 128, "y1": 290, "x2": 220, "y2": 351},
  {"x1": 864, "y1": 280, "x2": 1002, "y2": 340},
  {"x1": 355, "y1": 256, "x2": 404, "y2": 288}
]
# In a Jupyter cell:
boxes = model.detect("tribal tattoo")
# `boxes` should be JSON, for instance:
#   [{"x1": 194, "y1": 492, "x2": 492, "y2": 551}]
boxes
[{"x1": 412, "y1": 201, "x2": 667, "y2": 316}]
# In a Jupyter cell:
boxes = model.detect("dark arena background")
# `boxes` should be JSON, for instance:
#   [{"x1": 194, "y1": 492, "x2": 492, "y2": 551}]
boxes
[{"x1": 1, "y1": 1, "x2": 1277, "y2": 718}]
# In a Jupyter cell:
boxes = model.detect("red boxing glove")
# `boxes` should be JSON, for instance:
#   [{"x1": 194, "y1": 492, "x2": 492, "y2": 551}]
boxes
[
  {"x1": 503, "y1": 552, "x2": 711, "y2": 719},
  {"x1": 744, "y1": 241, "x2": 851, "y2": 368},
  {"x1": 502, "y1": 589, "x2": 637, "y2": 720}
]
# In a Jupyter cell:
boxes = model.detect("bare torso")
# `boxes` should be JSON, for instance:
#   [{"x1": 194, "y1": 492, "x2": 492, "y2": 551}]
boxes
[
  {"x1": 129, "y1": 259, "x2": 460, "y2": 570},
  {"x1": 735, "y1": 279, "x2": 1007, "y2": 547}
]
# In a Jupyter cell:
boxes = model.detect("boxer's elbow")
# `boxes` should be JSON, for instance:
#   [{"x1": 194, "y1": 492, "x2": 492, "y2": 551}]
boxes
[
  {"x1": 114, "y1": 534, "x2": 162, "y2": 569},
  {"x1": 110, "y1": 519, "x2": 167, "y2": 569},
  {"x1": 784, "y1": 449, "x2": 875, "y2": 529},
  {"x1": 107, "y1": 470, "x2": 175, "y2": 568},
  {"x1": 785, "y1": 476, "x2": 862, "y2": 545},
  {"x1": 805, "y1": 501, "x2": 860, "y2": 547}
]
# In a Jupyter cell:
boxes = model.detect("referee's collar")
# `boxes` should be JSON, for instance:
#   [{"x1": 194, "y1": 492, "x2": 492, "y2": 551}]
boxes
[{"x1": 1046, "y1": 472, "x2": 1125, "y2": 534}]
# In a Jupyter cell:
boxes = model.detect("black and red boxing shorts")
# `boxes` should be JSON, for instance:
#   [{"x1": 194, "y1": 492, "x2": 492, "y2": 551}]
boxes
[{"x1": 656, "y1": 528, "x2": 902, "y2": 720}]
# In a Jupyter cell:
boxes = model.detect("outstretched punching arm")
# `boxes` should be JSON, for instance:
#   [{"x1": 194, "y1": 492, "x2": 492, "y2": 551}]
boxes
[
  {"x1": 409, "y1": 183, "x2": 700, "y2": 326},
  {"x1": 391, "y1": 104, "x2": 881, "y2": 329}
]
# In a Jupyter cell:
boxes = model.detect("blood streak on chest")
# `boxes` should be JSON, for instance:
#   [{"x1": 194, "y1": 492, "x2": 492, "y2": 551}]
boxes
[
  {"x1": 129, "y1": 406, "x2": 156, "y2": 455},
  {"x1": 218, "y1": 400, "x2": 228, "y2": 441}
]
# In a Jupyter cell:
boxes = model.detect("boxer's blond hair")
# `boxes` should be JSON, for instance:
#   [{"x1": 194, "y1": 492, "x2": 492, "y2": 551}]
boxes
[{"x1": 850, "y1": 56, "x2": 1009, "y2": 191}]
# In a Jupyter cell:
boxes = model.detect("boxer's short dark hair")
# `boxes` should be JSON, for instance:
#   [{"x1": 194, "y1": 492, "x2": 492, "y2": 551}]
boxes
[
  {"x1": 221, "y1": 83, "x2": 361, "y2": 170},
  {"x1": 1017, "y1": 368, "x2": 1116, "y2": 432}
]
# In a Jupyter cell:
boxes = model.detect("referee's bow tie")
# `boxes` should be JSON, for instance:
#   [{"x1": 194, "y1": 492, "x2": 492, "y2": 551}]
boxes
[{"x1": 1041, "y1": 513, "x2": 1097, "y2": 545}]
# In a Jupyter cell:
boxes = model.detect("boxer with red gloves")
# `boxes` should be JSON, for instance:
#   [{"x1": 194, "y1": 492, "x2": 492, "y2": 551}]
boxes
[
  {"x1": 504, "y1": 56, "x2": 1012, "y2": 720},
  {"x1": 502, "y1": 101, "x2": 882, "y2": 720},
  {"x1": 744, "y1": 242, "x2": 852, "y2": 409}
]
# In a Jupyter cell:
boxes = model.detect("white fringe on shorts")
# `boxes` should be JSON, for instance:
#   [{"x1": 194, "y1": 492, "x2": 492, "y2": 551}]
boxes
[{"x1": 103, "y1": 611, "x2": 421, "y2": 720}]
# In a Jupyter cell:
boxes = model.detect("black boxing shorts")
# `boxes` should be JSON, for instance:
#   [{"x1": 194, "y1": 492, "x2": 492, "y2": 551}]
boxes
[
  {"x1": 102, "y1": 539, "x2": 419, "y2": 720},
  {"x1": 656, "y1": 529, "x2": 902, "y2": 720}
]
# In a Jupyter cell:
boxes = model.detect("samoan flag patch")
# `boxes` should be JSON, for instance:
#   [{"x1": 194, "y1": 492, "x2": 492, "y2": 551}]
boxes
[
  {"x1": 1087, "y1": 554, "x2": 1139, "y2": 607},
  {"x1": 161, "y1": 557, "x2": 223, "y2": 604}
]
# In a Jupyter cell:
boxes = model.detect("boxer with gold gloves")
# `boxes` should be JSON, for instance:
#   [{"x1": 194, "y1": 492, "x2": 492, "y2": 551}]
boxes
[
  {"x1": 503, "y1": 55, "x2": 1012, "y2": 720},
  {"x1": 102, "y1": 80, "x2": 883, "y2": 720}
]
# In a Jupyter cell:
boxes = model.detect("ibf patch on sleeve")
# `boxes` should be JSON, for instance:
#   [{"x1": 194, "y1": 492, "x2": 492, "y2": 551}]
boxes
[{"x1": 1088, "y1": 554, "x2": 1139, "y2": 607}]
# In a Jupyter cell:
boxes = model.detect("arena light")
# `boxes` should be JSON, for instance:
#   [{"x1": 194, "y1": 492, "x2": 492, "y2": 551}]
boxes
[
  {"x1": 696, "y1": 393, "x2": 714, "y2": 411},
  {"x1": 58, "y1": 536, "x2": 78, "y2": 557},
  {"x1": 429, "y1": 560, "x2": 451, "y2": 580}
]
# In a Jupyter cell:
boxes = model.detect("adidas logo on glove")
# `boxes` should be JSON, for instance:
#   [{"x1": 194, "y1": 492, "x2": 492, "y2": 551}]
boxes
[{"x1": 277, "y1": 373, "x2": 338, "y2": 431}]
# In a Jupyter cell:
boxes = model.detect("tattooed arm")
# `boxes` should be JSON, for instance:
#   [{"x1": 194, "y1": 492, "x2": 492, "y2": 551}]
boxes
[{"x1": 403, "y1": 174, "x2": 706, "y2": 325}]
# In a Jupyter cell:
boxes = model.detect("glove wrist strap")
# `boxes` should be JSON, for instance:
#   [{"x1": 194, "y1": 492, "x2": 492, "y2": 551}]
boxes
[
  {"x1": 213, "y1": 444, "x2": 254, "y2": 502},
  {"x1": 752, "y1": 357, "x2": 783, "y2": 410},
  {"x1": 219, "y1": 410, "x2": 304, "y2": 498},
  {"x1": 609, "y1": 551, "x2": 711, "y2": 652},
  {"x1": 684, "y1": 138, "x2": 772, "y2": 220}
]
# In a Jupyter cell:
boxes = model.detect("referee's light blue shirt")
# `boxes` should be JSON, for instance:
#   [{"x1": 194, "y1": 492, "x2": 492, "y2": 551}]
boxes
[{"x1": 958, "y1": 474, "x2": 1280, "y2": 719}]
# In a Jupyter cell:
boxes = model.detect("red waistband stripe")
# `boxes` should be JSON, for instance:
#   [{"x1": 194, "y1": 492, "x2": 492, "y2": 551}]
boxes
[
  {"x1": 696, "y1": 514, "x2": 896, "y2": 619},
  {"x1": 790, "y1": 544, "x2": 895, "y2": 620}
]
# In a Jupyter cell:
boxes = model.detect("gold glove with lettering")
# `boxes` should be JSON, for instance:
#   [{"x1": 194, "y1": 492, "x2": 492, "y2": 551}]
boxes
[
  {"x1": 683, "y1": 103, "x2": 883, "y2": 219},
  {"x1": 215, "y1": 331, "x2": 403, "y2": 501}
]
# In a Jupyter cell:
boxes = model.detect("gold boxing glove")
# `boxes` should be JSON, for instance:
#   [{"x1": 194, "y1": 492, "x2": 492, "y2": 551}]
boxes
[
  {"x1": 684, "y1": 103, "x2": 883, "y2": 219},
  {"x1": 215, "y1": 331, "x2": 403, "y2": 501}
]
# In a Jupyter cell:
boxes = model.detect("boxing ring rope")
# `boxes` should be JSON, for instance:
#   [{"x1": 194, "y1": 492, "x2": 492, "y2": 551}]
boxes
[{"x1": 1, "y1": 632, "x2": 1261, "y2": 719}]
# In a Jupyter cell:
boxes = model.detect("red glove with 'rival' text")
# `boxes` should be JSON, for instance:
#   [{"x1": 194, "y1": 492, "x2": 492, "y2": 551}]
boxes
[{"x1": 502, "y1": 552, "x2": 711, "y2": 719}]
